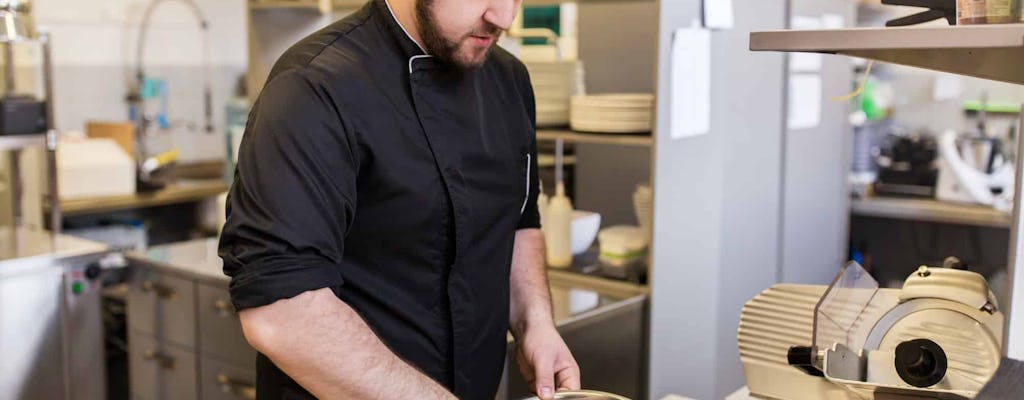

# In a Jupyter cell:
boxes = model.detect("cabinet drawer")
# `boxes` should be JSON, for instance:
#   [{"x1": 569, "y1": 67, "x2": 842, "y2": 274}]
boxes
[
  {"x1": 200, "y1": 355, "x2": 256, "y2": 400},
  {"x1": 129, "y1": 332, "x2": 198, "y2": 400},
  {"x1": 197, "y1": 284, "x2": 256, "y2": 366},
  {"x1": 127, "y1": 268, "x2": 196, "y2": 347}
]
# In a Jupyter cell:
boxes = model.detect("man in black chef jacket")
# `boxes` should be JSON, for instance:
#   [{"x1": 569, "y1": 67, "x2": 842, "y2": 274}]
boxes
[{"x1": 218, "y1": 0, "x2": 579, "y2": 398}]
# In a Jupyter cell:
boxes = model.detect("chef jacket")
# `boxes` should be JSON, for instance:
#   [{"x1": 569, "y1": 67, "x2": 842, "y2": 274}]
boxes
[{"x1": 218, "y1": 0, "x2": 541, "y2": 398}]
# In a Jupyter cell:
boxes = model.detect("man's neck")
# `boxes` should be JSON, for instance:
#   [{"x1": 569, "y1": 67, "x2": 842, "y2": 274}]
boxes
[{"x1": 384, "y1": 0, "x2": 427, "y2": 53}]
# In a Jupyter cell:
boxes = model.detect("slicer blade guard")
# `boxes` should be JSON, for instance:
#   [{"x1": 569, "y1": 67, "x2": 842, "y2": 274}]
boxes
[{"x1": 813, "y1": 261, "x2": 879, "y2": 356}]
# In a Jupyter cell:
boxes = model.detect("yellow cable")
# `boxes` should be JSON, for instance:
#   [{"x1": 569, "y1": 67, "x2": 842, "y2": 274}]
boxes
[{"x1": 830, "y1": 60, "x2": 875, "y2": 102}]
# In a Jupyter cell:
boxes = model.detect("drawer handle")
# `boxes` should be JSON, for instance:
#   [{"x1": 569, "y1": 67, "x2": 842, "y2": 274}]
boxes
[
  {"x1": 141, "y1": 281, "x2": 178, "y2": 300},
  {"x1": 142, "y1": 350, "x2": 176, "y2": 370},
  {"x1": 213, "y1": 299, "x2": 236, "y2": 316},
  {"x1": 217, "y1": 374, "x2": 256, "y2": 400}
]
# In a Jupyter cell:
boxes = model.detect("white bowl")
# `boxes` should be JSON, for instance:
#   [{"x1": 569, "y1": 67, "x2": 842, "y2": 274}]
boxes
[{"x1": 572, "y1": 210, "x2": 601, "y2": 255}]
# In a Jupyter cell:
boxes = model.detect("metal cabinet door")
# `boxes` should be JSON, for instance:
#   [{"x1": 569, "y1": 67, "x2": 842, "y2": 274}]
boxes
[
  {"x1": 196, "y1": 284, "x2": 256, "y2": 366},
  {"x1": 0, "y1": 268, "x2": 65, "y2": 400},
  {"x1": 127, "y1": 268, "x2": 197, "y2": 348},
  {"x1": 199, "y1": 355, "x2": 256, "y2": 400},
  {"x1": 129, "y1": 332, "x2": 198, "y2": 400}
]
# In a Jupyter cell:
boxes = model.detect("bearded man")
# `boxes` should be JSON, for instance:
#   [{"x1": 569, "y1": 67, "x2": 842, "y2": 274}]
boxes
[{"x1": 218, "y1": 0, "x2": 580, "y2": 398}]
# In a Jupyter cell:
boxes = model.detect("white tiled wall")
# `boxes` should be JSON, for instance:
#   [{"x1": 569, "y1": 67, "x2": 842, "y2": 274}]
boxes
[
  {"x1": 34, "y1": 0, "x2": 248, "y2": 161},
  {"x1": 37, "y1": 0, "x2": 246, "y2": 67}
]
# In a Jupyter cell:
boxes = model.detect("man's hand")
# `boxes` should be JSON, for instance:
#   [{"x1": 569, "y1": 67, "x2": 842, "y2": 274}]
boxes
[{"x1": 516, "y1": 325, "x2": 581, "y2": 400}]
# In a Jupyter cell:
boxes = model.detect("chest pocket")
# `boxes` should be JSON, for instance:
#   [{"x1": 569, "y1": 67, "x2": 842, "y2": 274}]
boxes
[{"x1": 520, "y1": 153, "x2": 531, "y2": 215}]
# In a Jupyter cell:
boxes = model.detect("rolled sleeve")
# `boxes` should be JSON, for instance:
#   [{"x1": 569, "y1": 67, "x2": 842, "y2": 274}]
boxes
[
  {"x1": 219, "y1": 68, "x2": 358, "y2": 311},
  {"x1": 515, "y1": 61, "x2": 541, "y2": 231}
]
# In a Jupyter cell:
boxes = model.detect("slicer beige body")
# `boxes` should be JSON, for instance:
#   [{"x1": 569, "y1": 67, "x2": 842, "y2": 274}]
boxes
[{"x1": 738, "y1": 263, "x2": 1004, "y2": 400}]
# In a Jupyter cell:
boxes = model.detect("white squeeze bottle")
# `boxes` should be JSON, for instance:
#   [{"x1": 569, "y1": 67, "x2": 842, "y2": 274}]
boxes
[
  {"x1": 545, "y1": 139, "x2": 573, "y2": 268},
  {"x1": 537, "y1": 179, "x2": 549, "y2": 227}
]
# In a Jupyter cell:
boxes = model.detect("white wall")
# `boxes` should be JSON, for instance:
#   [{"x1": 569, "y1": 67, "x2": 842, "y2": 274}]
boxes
[{"x1": 34, "y1": 0, "x2": 248, "y2": 162}]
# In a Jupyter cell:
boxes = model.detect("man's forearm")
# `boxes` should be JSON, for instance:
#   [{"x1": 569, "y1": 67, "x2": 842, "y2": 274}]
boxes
[
  {"x1": 239, "y1": 288, "x2": 455, "y2": 399},
  {"x1": 509, "y1": 228, "x2": 555, "y2": 338}
]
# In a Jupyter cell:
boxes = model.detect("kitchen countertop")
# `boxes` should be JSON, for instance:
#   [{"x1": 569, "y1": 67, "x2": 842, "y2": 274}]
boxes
[
  {"x1": 0, "y1": 227, "x2": 109, "y2": 276},
  {"x1": 127, "y1": 238, "x2": 647, "y2": 326}
]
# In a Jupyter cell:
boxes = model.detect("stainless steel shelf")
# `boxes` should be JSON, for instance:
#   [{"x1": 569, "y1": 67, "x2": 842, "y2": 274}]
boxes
[
  {"x1": 850, "y1": 196, "x2": 1011, "y2": 228},
  {"x1": 750, "y1": 24, "x2": 1024, "y2": 84},
  {"x1": 537, "y1": 129, "x2": 653, "y2": 147},
  {"x1": 0, "y1": 134, "x2": 46, "y2": 151}
]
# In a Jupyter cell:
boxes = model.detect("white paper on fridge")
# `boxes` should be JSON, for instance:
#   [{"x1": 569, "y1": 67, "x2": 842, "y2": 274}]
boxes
[
  {"x1": 789, "y1": 16, "x2": 823, "y2": 72},
  {"x1": 703, "y1": 0, "x2": 735, "y2": 29},
  {"x1": 821, "y1": 13, "x2": 846, "y2": 29},
  {"x1": 670, "y1": 24, "x2": 711, "y2": 140},
  {"x1": 788, "y1": 74, "x2": 822, "y2": 130}
]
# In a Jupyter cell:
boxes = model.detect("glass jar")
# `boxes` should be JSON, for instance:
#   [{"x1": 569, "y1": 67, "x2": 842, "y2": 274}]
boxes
[{"x1": 958, "y1": 0, "x2": 1018, "y2": 24}]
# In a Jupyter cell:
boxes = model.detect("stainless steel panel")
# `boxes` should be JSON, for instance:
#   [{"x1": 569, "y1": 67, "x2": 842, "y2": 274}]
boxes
[
  {"x1": 127, "y1": 268, "x2": 196, "y2": 348},
  {"x1": 0, "y1": 230, "x2": 108, "y2": 400},
  {"x1": 197, "y1": 283, "x2": 256, "y2": 366},
  {"x1": 0, "y1": 267, "x2": 65, "y2": 400},
  {"x1": 65, "y1": 261, "x2": 107, "y2": 400},
  {"x1": 129, "y1": 332, "x2": 198, "y2": 400},
  {"x1": 199, "y1": 355, "x2": 256, "y2": 400}
]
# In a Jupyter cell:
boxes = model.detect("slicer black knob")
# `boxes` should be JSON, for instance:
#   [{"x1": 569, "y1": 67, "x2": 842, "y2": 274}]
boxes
[
  {"x1": 895, "y1": 339, "x2": 947, "y2": 388},
  {"x1": 787, "y1": 346, "x2": 824, "y2": 377}
]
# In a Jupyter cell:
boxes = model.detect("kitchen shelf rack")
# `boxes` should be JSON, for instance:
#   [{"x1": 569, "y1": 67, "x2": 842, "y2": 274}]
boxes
[
  {"x1": 0, "y1": 134, "x2": 46, "y2": 152},
  {"x1": 750, "y1": 23, "x2": 1024, "y2": 358},
  {"x1": 56, "y1": 179, "x2": 228, "y2": 217},
  {"x1": 851, "y1": 197, "x2": 1011, "y2": 228},
  {"x1": 537, "y1": 129, "x2": 653, "y2": 147}
]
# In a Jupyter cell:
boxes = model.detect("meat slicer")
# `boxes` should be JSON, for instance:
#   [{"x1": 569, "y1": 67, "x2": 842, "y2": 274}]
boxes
[{"x1": 738, "y1": 260, "x2": 1004, "y2": 399}]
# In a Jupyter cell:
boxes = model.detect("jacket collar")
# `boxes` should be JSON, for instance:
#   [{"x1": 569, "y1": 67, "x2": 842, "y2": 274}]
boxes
[{"x1": 374, "y1": 0, "x2": 428, "y2": 60}]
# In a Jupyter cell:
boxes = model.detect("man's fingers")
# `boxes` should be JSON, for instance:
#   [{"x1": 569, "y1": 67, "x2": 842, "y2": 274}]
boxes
[
  {"x1": 517, "y1": 349, "x2": 535, "y2": 384},
  {"x1": 532, "y1": 353, "x2": 556, "y2": 400},
  {"x1": 555, "y1": 363, "x2": 581, "y2": 391}
]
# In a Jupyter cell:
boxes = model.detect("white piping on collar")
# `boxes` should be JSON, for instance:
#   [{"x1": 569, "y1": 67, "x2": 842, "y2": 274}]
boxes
[
  {"x1": 383, "y1": 0, "x2": 427, "y2": 53},
  {"x1": 383, "y1": 0, "x2": 433, "y2": 74},
  {"x1": 408, "y1": 54, "x2": 433, "y2": 74}
]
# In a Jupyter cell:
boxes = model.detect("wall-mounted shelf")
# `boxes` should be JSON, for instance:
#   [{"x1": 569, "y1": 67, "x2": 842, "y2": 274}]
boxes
[
  {"x1": 750, "y1": 24, "x2": 1024, "y2": 84},
  {"x1": 0, "y1": 134, "x2": 46, "y2": 151},
  {"x1": 537, "y1": 129, "x2": 652, "y2": 147},
  {"x1": 850, "y1": 196, "x2": 1011, "y2": 228}
]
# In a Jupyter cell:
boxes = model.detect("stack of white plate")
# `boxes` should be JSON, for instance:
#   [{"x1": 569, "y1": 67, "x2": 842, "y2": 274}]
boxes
[
  {"x1": 633, "y1": 183, "x2": 653, "y2": 244},
  {"x1": 525, "y1": 60, "x2": 585, "y2": 127},
  {"x1": 570, "y1": 93, "x2": 654, "y2": 133}
]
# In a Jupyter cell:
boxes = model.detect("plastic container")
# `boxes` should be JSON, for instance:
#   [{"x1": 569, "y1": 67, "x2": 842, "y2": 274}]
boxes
[
  {"x1": 986, "y1": 0, "x2": 1016, "y2": 23},
  {"x1": 597, "y1": 225, "x2": 647, "y2": 268},
  {"x1": 958, "y1": 0, "x2": 1016, "y2": 24}
]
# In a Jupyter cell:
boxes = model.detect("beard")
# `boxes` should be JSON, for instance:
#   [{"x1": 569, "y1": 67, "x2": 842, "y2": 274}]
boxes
[{"x1": 415, "y1": 0, "x2": 502, "y2": 69}]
